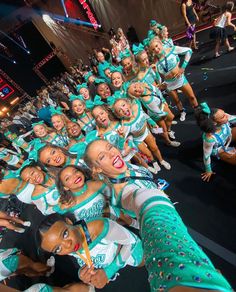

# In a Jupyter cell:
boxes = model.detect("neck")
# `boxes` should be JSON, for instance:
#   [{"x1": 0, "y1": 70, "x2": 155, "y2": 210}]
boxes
[{"x1": 72, "y1": 183, "x2": 88, "y2": 196}]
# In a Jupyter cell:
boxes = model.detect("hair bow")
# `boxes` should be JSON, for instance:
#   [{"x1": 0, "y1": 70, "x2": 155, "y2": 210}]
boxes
[
  {"x1": 143, "y1": 38, "x2": 150, "y2": 47},
  {"x1": 107, "y1": 91, "x2": 125, "y2": 106},
  {"x1": 32, "y1": 120, "x2": 45, "y2": 128},
  {"x1": 149, "y1": 20, "x2": 157, "y2": 27},
  {"x1": 110, "y1": 65, "x2": 123, "y2": 74},
  {"x1": 28, "y1": 139, "x2": 46, "y2": 161},
  {"x1": 85, "y1": 130, "x2": 99, "y2": 144},
  {"x1": 132, "y1": 43, "x2": 145, "y2": 56},
  {"x1": 119, "y1": 49, "x2": 131, "y2": 61},
  {"x1": 76, "y1": 83, "x2": 88, "y2": 92},
  {"x1": 50, "y1": 106, "x2": 63, "y2": 116},
  {"x1": 84, "y1": 71, "x2": 93, "y2": 82},
  {"x1": 69, "y1": 94, "x2": 84, "y2": 102},
  {"x1": 94, "y1": 78, "x2": 106, "y2": 85},
  {"x1": 17, "y1": 159, "x2": 35, "y2": 176},
  {"x1": 86, "y1": 95, "x2": 104, "y2": 110},
  {"x1": 69, "y1": 142, "x2": 87, "y2": 159},
  {"x1": 200, "y1": 102, "x2": 211, "y2": 115}
]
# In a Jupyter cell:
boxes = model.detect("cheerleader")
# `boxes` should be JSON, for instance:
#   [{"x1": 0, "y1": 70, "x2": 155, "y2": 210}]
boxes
[
  {"x1": 148, "y1": 36, "x2": 198, "y2": 121},
  {"x1": 69, "y1": 95, "x2": 96, "y2": 134},
  {"x1": 84, "y1": 139, "x2": 232, "y2": 292},
  {"x1": 37, "y1": 214, "x2": 143, "y2": 289}
]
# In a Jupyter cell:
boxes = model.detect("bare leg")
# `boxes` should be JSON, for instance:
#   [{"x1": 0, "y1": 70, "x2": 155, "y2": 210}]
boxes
[
  {"x1": 157, "y1": 119, "x2": 172, "y2": 144},
  {"x1": 132, "y1": 153, "x2": 150, "y2": 168},
  {"x1": 168, "y1": 90, "x2": 184, "y2": 112},
  {"x1": 225, "y1": 37, "x2": 234, "y2": 50},
  {"x1": 138, "y1": 142, "x2": 154, "y2": 161},
  {"x1": 180, "y1": 83, "x2": 198, "y2": 108},
  {"x1": 215, "y1": 39, "x2": 221, "y2": 56},
  {"x1": 144, "y1": 134, "x2": 163, "y2": 162},
  {"x1": 163, "y1": 103, "x2": 175, "y2": 131},
  {"x1": 219, "y1": 151, "x2": 236, "y2": 165}
]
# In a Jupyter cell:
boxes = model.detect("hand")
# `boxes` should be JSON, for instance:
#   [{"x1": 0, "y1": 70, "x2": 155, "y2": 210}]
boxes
[
  {"x1": 175, "y1": 68, "x2": 185, "y2": 78},
  {"x1": 79, "y1": 266, "x2": 96, "y2": 284},
  {"x1": 0, "y1": 211, "x2": 30, "y2": 233},
  {"x1": 117, "y1": 126, "x2": 126, "y2": 137},
  {"x1": 90, "y1": 269, "x2": 108, "y2": 289},
  {"x1": 201, "y1": 171, "x2": 215, "y2": 182}
]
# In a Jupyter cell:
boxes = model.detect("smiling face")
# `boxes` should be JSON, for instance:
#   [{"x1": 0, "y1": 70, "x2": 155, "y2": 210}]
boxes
[
  {"x1": 72, "y1": 100, "x2": 85, "y2": 115},
  {"x1": 41, "y1": 221, "x2": 82, "y2": 255},
  {"x1": 111, "y1": 72, "x2": 123, "y2": 88},
  {"x1": 66, "y1": 121, "x2": 82, "y2": 138},
  {"x1": 128, "y1": 82, "x2": 144, "y2": 98},
  {"x1": 213, "y1": 109, "x2": 228, "y2": 126},
  {"x1": 122, "y1": 57, "x2": 133, "y2": 71},
  {"x1": 86, "y1": 140, "x2": 127, "y2": 177},
  {"x1": 21, "y1": 166, "x2": 45, "y2": 185},
  {"x1": 113, "y1": 99, "x2": 132, "y2": 119},
  {"x1": 39, "y1": 146, "x2": 66, "y2": 167},
  {"x1": 97, "y1": 52, "x2": 105, "y2": 63},
  {"x1": 79, "y1": 88, "x2": 90, "y2": 100},
  {"x1": 51, "y1": 115, "x2": 65, "y2": 131},
  {"x1": 92, "y1": 106, "x2": 110, "y2": 128},
  {"x1": 138, "y1": 51, "x2": 149, "y2": 67},
  {"x1": 33, "y1": 124, "x2": 48, "y2": 138},
  {"x1": 60, "y1": 166, "x2": 85, "y2": 191},
  {"x1": 97, "y1": 83, "x2": 111, "y2": 99},
  {"x1": 149, "y1": 38, "x2": 163, "y2": 55}
]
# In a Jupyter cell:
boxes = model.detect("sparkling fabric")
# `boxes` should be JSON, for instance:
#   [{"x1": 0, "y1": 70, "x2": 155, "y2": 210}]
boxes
[{"x1": 141, "y1": 205, "x2": 232, "y2": 291}]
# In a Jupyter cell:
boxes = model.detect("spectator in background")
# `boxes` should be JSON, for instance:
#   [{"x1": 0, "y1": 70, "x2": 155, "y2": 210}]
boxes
[{"x1": 181, "y1": 0, "x2": 199, "y2": 49}]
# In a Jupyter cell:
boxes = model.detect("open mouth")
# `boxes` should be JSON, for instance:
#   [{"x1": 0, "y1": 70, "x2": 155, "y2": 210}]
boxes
[
  {"x1": 74, "y1": 243, "x2": 81, "y2": 252},
  {"x1": 56, "y1": 156, "x2": 61, "y2": 164},
  {"x1": 124, "y1": 109, "x2": 131, "y2": 117},
  {"x1": 35, "y1": 175, "x2": 42, "y2": 184},
  {"x1": 113, "y1": 155, "x2": 124, "y2": 169},
  {"x1": 74, "y1": 177, "x2": 82, "y2": 184},
  {"x1": 72, "y1": 128, "x2": 78, "y2": 135}
]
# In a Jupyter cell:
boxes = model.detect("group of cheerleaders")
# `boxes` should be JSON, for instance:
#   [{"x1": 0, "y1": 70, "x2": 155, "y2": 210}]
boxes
[{"x1": 0, "y1": 18, "x2": 235, "y2": 292}]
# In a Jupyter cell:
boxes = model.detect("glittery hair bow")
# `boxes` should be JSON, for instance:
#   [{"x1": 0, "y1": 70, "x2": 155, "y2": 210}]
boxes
[
  {"x1": 107, "y1": 91, "x2": 126, "y2": 106},
  {"x1": 119, "y1": 49, "x2": 131, "y2": 61},
  {"x1": 69, "y1": 94, "x2": 85, "y2": 102},
  {"x1": 28, "y1": 139, "x2": 46, "y2": 161},
  {"x1": 110, "y1": 65, "x2": 123, "y2": 74},
  {"x1": 86, "y1": 95, "x2": 104, "y2": 110},
  {"x1": 94, "y1": 78, "x2": 106, "y2": 85},
  {"x1": 132, "y1": 43, "x2": 145, "y2": 56},
  {"x1": 50, "y1": 106, "x2": 63, "y2": 116},
  {"x1": 200, "y1": 102, "x2": 211, "y2": 115},
  {"x1": 32, "y1": 120, "x2": 45, "y2": 128}
]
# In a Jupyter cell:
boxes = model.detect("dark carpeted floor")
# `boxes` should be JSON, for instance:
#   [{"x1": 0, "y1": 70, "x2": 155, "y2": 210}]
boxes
[{"x1": 102, "y1": 28, "x2": 236, "y2": 291}]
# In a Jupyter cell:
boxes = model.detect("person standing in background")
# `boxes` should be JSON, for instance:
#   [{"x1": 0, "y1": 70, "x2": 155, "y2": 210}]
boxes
[
  {"x1": 181, "y1": 0, "x2": 199, "y2": 49},
  {"x1": 210, "y1": 1, "x2": 235, "y2": 57}
]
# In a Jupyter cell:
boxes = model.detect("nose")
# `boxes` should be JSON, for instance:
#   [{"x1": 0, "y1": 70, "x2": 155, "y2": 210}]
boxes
[{"x1": 62, "y1": 239, "x2": 72, "y2": 250}]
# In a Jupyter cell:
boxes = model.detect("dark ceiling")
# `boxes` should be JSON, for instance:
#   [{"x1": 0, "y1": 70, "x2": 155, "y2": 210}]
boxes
[{"x1": 0, "y1": 0, "x2": 26, "y2": 19}]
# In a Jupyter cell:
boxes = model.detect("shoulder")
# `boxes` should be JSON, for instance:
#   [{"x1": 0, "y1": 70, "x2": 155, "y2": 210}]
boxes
[
  {"x1": 87, "y1": 180, "x2": 104, "y2": 191},
  {"x1": 32, "y1": 185, "x2": 47, "y2": 198},
  {"x1": 203, "y1": 133, "x2": 215, "y2": 143},
  {"x1": 88, "y1": 219, "x2": 105, "y2": 239}
]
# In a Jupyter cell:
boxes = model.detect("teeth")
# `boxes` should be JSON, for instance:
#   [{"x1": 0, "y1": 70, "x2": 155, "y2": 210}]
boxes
[{"x1": 113, "y1": 156, "x2": 119, "y2": 165}]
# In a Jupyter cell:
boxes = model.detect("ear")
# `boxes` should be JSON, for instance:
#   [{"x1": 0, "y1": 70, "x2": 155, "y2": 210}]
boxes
[
  {"x1": 92, "y1": 165, "x2": 103, "y2": 175},
  {"x1": 65, "y1": 217, "x2": 73, "y2": 225}
]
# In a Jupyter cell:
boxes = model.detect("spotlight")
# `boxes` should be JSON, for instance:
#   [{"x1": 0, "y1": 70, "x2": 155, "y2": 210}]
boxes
[
  {"x1": 27, "y1": 50, "x2": 31, "y2": 54},
  {"x1": 13, "y1": 60, "x2": 17, "y2": 64}
]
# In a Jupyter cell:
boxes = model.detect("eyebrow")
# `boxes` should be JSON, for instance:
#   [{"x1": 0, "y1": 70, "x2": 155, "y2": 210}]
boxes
[{"x1": 51, "y1": 227, "x2": 65, "y2": 253}]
